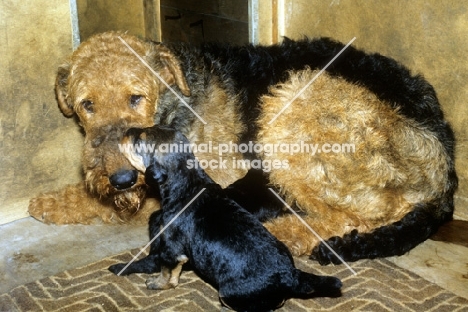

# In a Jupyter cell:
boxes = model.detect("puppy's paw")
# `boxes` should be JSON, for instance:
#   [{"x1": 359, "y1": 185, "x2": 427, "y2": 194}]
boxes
[
  {"x1": 314, "y1": 276, "x2": 343, "y2": 297},
  {"x1": 146, "y1": 275, "x2": 174, "y2": 290},
  {"x1": 108, "y1": 263, "x2": 130, "y2": 275},
  {"x1": 109, "y1": 254, "x2": 162, "y2": 275}
]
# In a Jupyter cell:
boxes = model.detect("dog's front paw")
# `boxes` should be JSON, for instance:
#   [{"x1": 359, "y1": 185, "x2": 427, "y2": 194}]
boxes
[
  {"x1": 29, "y1": 194, "x2": 64, "y2": 224},
  {"x1": 28, "y1": 183, "x2": 116, "y2": 224}
]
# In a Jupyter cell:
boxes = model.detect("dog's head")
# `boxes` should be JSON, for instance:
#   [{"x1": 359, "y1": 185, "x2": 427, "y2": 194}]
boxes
[
  {"x1": 121, "y1": 126, "x2": 195, "y2": 190},
  {"x1": 55, "y1": 31, "x2": 191, "y2": 216}
]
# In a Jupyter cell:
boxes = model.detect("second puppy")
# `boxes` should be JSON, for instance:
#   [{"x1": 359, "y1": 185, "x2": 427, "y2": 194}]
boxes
[{"x1": 113, "y1": 126, "x2": 342, "y2": 311}]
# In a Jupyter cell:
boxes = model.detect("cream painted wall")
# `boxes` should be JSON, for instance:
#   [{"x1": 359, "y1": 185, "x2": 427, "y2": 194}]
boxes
[{"x1": 0, "y1": 0, "x2": 83, "y2": 224}]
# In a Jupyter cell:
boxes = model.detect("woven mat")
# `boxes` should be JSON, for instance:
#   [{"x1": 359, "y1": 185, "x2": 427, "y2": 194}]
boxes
[{"x1": 2, "y1": 249, "x2": 467, "y2": 312}]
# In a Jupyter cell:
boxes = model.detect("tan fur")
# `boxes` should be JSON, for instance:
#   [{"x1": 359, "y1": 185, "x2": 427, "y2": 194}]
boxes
[
  {"x1": 260, "y1": 69, "x2": 450, "y2": 255},
  {"x1": 146, "y1": 255, "x2": 189, "y2": 290},
  {"x1": 187, "y1": 77, "x2": 247, "y2": 187}
]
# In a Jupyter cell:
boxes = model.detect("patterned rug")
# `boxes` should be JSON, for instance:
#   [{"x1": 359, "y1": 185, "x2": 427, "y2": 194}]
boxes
[{"x1": 2, "y1": 248, "x2": 467, "y2": 312}]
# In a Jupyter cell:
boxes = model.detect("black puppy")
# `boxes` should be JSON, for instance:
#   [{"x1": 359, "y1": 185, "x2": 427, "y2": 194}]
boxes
[{"x1": 110, "y1": 126, "x2": 342, "y2": 311}]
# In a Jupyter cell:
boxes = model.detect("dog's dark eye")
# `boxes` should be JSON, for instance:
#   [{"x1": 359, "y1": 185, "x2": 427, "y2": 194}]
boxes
[
  {"x1": 81, "y1": 100, "x2": 94, "y2": 113},
  {"x1": 130, "y1": 95, "x2": 143, "y2": 108}
]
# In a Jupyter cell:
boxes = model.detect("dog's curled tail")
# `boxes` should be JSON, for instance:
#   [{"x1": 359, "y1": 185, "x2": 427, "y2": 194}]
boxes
[{"x1": 291, "y1": 269, "x2": 342, "y2": 297}]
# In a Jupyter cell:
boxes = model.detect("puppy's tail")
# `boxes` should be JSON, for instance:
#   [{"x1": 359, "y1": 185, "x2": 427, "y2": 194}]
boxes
[{"x1": 291, "y1": 269, "x2": 342, "y2": 297}]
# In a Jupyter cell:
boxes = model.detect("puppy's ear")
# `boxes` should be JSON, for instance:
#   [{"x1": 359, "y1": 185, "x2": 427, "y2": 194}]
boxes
[
  {"x1": 55, "y1": 63, "x2": 75, "y2": 117},
  {"x1": 156, "y1": 46, "x2": 191, "y2": 97},
  {"x1": 145, "y1": 163, "x2": 168, "y2": 186}
]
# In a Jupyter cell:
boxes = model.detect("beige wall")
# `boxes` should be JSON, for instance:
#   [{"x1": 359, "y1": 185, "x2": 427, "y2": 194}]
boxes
[
  {"x1": 0, "y1": 0, "x2": 83, "y2": 224},
  {"x1": 275, "y1": 0, "x2": 468, "y2": 220}
]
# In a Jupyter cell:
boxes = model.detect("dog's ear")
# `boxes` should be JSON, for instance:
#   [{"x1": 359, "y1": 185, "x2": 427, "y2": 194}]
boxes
[
  {"x1": 55, "y1": 63, "x2": 75, "y2": 117},
  {"x1": 156, "y1": 47, "x2": 191, "y2": 97}
]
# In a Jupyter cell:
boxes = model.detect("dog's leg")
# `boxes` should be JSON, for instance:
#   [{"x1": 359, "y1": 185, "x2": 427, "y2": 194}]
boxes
[
  {"x1": 28, "y1": 182, "x2": 118, "y2": 224},
  {"x1": 109, "y1": 254, "x2": 160, "y2": 275},
  {"x1": 145, "y1": 228, "x2": 189, "y2": 290},
  {"x1": 264, "y1": 209, "x2": 366, "y2": 257},
  {"x1": 29, "y1": 181, "x2": 160, "y2": 225},
  {"x1": 109, "y1": 211, "x2": 164, "y2": 275},
  {"x1": 146, "y1": 255, "x2": 188, "y2": 290}
]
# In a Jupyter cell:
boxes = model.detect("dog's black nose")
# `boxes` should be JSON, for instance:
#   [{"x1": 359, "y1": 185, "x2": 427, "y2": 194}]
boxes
[{"x1": 109, "y1": 170, "x2": 138, "y2": 190}]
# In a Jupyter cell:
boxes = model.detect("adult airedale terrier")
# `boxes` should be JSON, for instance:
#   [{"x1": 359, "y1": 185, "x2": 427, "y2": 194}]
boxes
[{"x1": 29, "y1": 31, "x2": 457, "y2": 264}]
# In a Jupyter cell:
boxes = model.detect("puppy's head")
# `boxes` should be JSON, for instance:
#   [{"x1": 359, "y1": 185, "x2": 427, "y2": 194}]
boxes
[
  {"x1": 54, "y1": 32, "x2": 191, "y2": 216},
  {"x1": 121, "y1": 126, "x2": 194, "y2": 187}
]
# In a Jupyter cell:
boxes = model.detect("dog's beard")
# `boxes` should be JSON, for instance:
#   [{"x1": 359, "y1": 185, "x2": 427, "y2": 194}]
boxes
[{"x1": 113, "y1": 185, "x2": 148, "y2": 218}]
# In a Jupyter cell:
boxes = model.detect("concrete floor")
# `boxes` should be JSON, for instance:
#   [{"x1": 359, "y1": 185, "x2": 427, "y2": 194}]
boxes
[
  {"x1": 1, "y1": 217, "x2": 467, "y2": 300},
  {"x1": 0, "y1": 217, "x2": 147, "y2": 294},
  {"x1": 388, "y1": 239, "x2": 468, "y2": 300}
]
